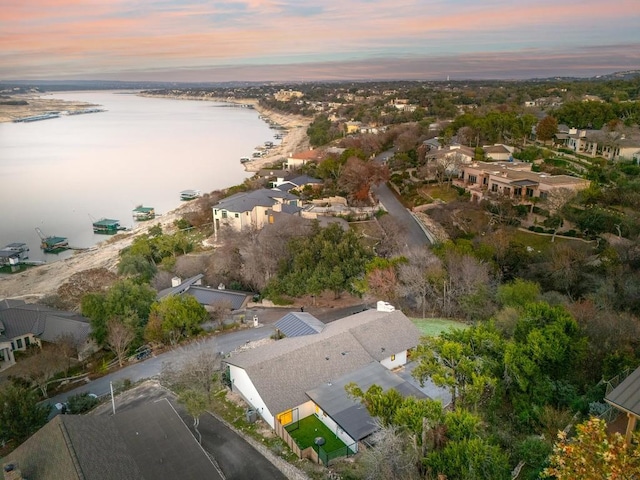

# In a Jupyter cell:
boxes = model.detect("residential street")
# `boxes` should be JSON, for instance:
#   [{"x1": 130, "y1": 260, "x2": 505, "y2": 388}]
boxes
[
  {"x1": 46, "y1": 323, "x2": 277, "y2": 408},
  {"x1": 372, "y1": 150, "x2": 432, "y2": 247}
]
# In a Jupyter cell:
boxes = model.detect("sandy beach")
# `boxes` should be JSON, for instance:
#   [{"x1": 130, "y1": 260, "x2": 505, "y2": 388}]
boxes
[{"x1": 0, "y1": 95, "x2": 312, "y2": 301}]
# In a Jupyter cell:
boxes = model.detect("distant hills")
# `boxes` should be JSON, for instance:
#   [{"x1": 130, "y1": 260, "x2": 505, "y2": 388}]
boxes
[{"x1": 2, "y1": 70, "x2": 639, "y2": 91}]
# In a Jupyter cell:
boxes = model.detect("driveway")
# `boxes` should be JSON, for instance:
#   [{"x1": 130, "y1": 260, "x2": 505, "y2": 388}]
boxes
[{"x1": 372, "y1": 150, "x2": 432, "y2": 247}]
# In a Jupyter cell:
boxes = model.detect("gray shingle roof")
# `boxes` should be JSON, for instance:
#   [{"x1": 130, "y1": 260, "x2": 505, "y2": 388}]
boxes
[
  {"x1": 0, "y1": 300, "x2": 91, "y2": 345},
  {"x1": 227, "y1": 309, "x2": 421, "y2": 416},
  {"x1": 275, "y1": 312, "x2": 326, "y2": 337},
  {"x1": 605, "y1": 366, "x2": 640, "y2": 417},
  {"x1": 4, "y1": 399, "x2": 222, "y2": 480},
  {"x1": 157, "y1": 275, "x2": 251, "y2": 310},
  {"x1": 214, "y1": 189, "x2": 297, "y2": 214}
]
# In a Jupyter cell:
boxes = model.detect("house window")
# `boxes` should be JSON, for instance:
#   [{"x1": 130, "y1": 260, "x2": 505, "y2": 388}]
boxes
[
  {"x1": 214, "y1": 209, "x2": 218, "y2": 215},
  {"x1": 491, "y1": 184, "x2": 498, "y2": 192},
  {"x1": 16, "y1": 338, "x2": 23, "y2": 349},
  {"x1": 235, "y1": 213, "x2": 239, "y2": 218},
  {"x1": 483, "y1": 177, "x2": 488, "y2": 185},
  {"x1": 526, "y1": 188, "x2": 534, "y2": 198},
  {"x1": 391, "y1": 354, "x2": 396, "y2": 361},
  {"x1": 468, "y1": 175, "x2": 477, "y2": 184},
  {"x1": 514, "y1": 188, "x2": 522, "y2": 196},
  {"x1": 222, "y1": 211, "x2": 227, "y2": 219},
  {"x1": 25, "y1": 337, "x2": 30, "y2": 346},
  {"x1": 540, "y1": 191, "x2": 548, "y2": 200}
]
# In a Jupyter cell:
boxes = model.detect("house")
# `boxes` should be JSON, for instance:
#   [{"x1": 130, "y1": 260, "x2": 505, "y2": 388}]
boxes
[
  {"x1": 211, "y1": 188, "x2": 302, "y2": 238},
  {"x1": 0, "y1": 243, "x2": 29, "y2": 266},
  {"x1": 273, "y1": 175, "x2": 323, "y2": 193},
  {"x1": 1, "y1": 398, "x2": 223, "y2": 480},
  {"x1": 286, "y1": 149, "x2": 324, "y2": 170},
  {"x1": 483, "y1": 144, "x2": 515, "y2": 161},
  {"x1": 605, "y1": 365, "x2": 640, "y2": 445},
  {"x1": 455, "y1": 161, "x2": 590, "y2": 203},
  {"x1": 157, "y1": 274, "x2": 252, "y2": 311},
  {"x1": 0, "y1": 300, "x2": 97, "y2": 369},
  {"x1": 225, "y1": 302, "x2": 426, "y2": 451},
  {"x1": 556, "y1": 128, "x2": 640, "y2": 161}
]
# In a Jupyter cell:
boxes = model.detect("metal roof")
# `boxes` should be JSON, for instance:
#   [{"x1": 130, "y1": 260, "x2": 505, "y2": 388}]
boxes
[
  {"x1": 214, "y1": 188, "x2": 297, "y2": 214},
  {"x1": 306, "y1": 362, "x2": 427, "y2": 441},
  {"x1": 92, "y1": 218, "x2": 120, "y2": 226},
  {"x1": 605, "y1": 366, "x2": 640, "y2": 417},
  {"x1": 275, "y1": 312, "x2": 325, "y2": 337}
]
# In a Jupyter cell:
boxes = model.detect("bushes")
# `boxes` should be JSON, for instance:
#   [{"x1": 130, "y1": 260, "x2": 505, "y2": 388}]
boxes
[{"x1": 66, "y1": 392, "x2": 99, "y2": 414}]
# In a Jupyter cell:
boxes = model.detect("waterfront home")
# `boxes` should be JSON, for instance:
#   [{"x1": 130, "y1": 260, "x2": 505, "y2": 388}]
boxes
[
  {"x1": 211, "y1": 188, "x2": 302, "y2": 238},
  {"x1": 225, "y1": 302, "x2": 431, "y2": 458},
  {"x1": 157, "y1": 274, "x2": 252, "y2": 312},
  {"x1": 286, "y1": 148, "x2": 325, "y2": 170},
  {"x1": 0, "y1": 243, "x2": 29, "y2": 266},
  {"x1": 0, "y1": 299, "x2": 97, "y2": 369}
]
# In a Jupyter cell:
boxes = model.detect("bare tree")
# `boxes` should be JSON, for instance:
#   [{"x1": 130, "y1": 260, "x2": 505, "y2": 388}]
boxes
[
  {"x1": 376, "y1": 214, "x2": 407, "y2": 258},
  {"x1": 17, "y1": 348, "x2": 67, "y2": 398},
  {"x1": 106, "y1": 318, "x2": 136, "y2": 367},
  {"x1": 54, "y1": 333, "x2": 80, "y2": 375},
  {"x1": 360, "y1": 423, "x2": 421, "y2": 480},
  {"x1": 543, "y1": 187, "x2": 576, "y2": 241},
  {"x1": 397, "y1": 248, "x2": 444, "y2": 318},
  {"x1": 162, "y1": 346, "x2": 223, "y2": 400}
]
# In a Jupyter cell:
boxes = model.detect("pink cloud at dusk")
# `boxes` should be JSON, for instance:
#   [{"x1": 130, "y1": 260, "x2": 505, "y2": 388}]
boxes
[{"x1": 1, "y1": 0, "x2": 639, "y2": 81}]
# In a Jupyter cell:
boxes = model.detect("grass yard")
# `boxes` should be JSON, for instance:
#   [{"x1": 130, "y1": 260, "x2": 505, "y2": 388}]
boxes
[
  {"x1": 494, "y1": 227, "x2": 590, "y2": 255},
  {"x1": 286, "y1": 414, "x2": 348, "y2": 453},
  {"x1": 420, "y1": 184, "x2": 463, "y2": 203},
  {"x1": 411, "y1": 317, "x2": 469, "y2": 337}
]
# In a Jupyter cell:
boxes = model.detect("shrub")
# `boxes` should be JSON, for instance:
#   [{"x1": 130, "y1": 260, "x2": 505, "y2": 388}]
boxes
[{"x1": 66, "y1": 392, "x2": 99, "y2": 414}]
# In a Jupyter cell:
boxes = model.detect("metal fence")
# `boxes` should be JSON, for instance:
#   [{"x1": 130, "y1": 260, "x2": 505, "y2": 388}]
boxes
[{"x1": 318, "y1": 442, "x2": 358, "y2": 466}]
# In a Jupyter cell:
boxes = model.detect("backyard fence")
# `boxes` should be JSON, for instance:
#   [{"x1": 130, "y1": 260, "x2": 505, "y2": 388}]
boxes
[
  {"x1": 275, "y1": 418, "x2": 320, "y2": 464},
  {"x1": 318, "y1": 442, "x2": 358, "y2": 466}
]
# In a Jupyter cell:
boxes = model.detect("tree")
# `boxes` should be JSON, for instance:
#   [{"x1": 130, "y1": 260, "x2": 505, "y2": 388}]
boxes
[
  {"x1": 17, "y1": 348, "x2": 67, "y2": 398},
  {"x1": 179, "y1": 389, "x2": 208, "y2": 444},
  {"x1": 496, "y1": 278, "x2": 541, "y2": 309},
  {"x1": 150, "y1": 295, "x2": 207, "y2": 345},
  {"x1": 105, "y1": 317, "x2": 136, "y2": 367},
  {"x1": 413, "y1": 324, "x2": 503, "y2": 410},
  {"x1": 543, "y1": 417, "x2": 640, "y2": 480},
  {"x1": 424, "y1": 437, "x2": 511, "y2": 480},
  {"x1": 536, "y1": 116, "x2": 558, "y2": 144},
  {"x1": 397, "y1": 248, "x2": 444, "y2": 318},
  {"x1": 0, "y1": 385, "x2": 49, "y2": 444},
  {"x1": 66, "y1": 392, "x2": 100, "y2": 414},
  {"x1": 359, "y1": 424, "x2": 422, "y2": 480},
  {"x1": 162, "y1": 347, "x2": 223, "y2": 400}
]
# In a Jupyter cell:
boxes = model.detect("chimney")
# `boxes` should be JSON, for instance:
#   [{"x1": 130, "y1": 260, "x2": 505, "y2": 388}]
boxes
[
  {"x1": 3, "y1": 463, "x2": 23, "y2": 480},
  {"x1": 171, "y1": 276, "x2": 182, "y2": 288},
  {"x1": 376, "y1": 301, "x2": 396, "y2": 312}
]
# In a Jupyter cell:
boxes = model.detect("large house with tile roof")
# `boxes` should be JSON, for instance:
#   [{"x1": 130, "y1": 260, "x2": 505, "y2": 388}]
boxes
[
  {"x1": 2, "y1": 398, "x2": 222, "y2": 480},
  {"x1": 211, "y1": 188, "x2": 302, "y2": 238},
  {"x1": 224, "y1": 302, "x2": 425, "y2": 450},
  {"x1": 454, "y1": 160, "x2": 590, "y2": 203},
  {"x1": 285, "y1": 148, "x2": 325, "y2": 170},
  {"x1": 0, "y1": 300, "x2": 96, "y2": 369}
]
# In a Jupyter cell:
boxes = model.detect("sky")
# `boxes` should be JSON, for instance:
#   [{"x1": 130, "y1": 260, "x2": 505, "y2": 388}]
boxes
[{"x1": 2, "y1": 0, "x2": 640, "y2": 82}]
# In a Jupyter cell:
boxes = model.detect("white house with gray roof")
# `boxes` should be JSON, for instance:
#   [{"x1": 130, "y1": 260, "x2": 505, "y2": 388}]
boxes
[
  {"x1": 224, "y1": 303, "x2": 422, "y2": 447},
  {"x1": 212, "y1": 188, "x2": 302, "y2": 239}
]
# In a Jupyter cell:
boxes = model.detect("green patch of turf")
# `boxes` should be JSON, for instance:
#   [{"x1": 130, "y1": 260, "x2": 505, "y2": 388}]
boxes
[
  {"x1": 499, "y1": 228, "x2": 589, "y2": 255},
  {"x1": 286, "y1": 414, "x2": 348, "y2": 453},
  {"x1": 411, "y1": 318, "x2": 469, "y2": 337},
  {"x1": 421, "y1": 185, "x2": 462, "y2": 203}
]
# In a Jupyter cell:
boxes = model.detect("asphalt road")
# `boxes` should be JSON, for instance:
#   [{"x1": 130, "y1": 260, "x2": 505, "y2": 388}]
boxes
[
  {"x1": 47, "y1": 323, "x2": 277, "y2": 408},
  {"x1": 373, "y1": 150, "x2": 432, "y2": 248}
]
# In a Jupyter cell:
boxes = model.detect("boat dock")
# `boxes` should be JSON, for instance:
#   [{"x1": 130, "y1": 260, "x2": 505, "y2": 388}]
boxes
[
  {"x1": 0, "y1": 243, "x2": 29, "y2": 266},
  {"x1": 92, "y1": 218, "x2": 123, "y2": 234},
  {"x1": 132, "y1": 206, "x2": 156, "y2": 221},
  {"x1": 180, "y1": 190, "x2": 201, "y2": 201},
  {"x1": 13, "y1": 112, "x2": 60, "y2": 123}
]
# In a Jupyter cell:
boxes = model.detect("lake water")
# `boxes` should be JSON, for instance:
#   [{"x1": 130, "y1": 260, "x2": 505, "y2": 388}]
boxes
[{"x1": 0, "y1": 91, "x2": 276, "y2": 263}]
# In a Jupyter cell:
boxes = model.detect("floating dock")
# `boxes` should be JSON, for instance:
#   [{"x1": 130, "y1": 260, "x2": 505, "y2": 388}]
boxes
[
  {"x1": 132, "y1": 206, "x2": 156, "y2": 221},
  {"x1": 92, "y1": 218, "x2": 122, "y2": 234}
]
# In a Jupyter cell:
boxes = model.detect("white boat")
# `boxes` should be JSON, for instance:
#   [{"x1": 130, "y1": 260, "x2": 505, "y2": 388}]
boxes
[{"x1": 180, "y1": 190, "x2": 201, "y2": 201}]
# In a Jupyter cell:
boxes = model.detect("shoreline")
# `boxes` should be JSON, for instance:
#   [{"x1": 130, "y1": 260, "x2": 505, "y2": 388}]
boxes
[
  {"x1": 0, "y1": 93, "x2": 313, "y2": 301},
  {"x1": 138, "y1": 93, "x2": 312, "y2": 172}
]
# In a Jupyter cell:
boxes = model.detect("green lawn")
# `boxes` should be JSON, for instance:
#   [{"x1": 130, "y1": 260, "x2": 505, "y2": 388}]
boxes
[
  {"x1": 411, "y1": 318, "x2": 469, "y2": 337},
  {"x1": 286, "y1": 414, "x2": 348, "y2": 453},
  {"x1": 501, "y1": 228, "x2": 588, "y2": 255}
]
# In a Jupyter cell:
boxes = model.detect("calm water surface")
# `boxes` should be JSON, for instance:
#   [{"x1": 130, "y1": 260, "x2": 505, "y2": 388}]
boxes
[{"x1": 0, "y1": 91, "x2": 275, "y2": 262}]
